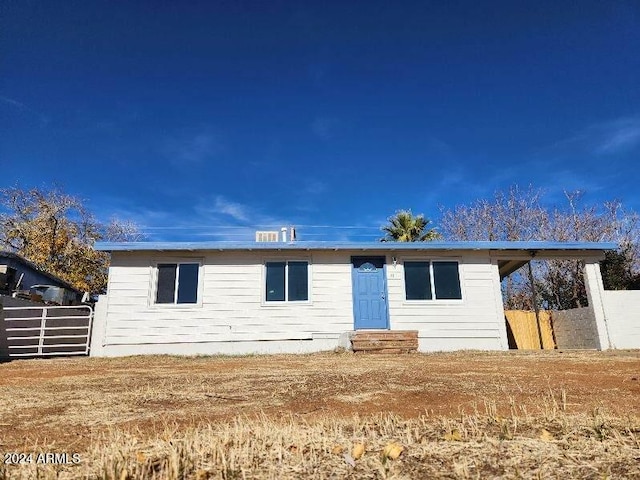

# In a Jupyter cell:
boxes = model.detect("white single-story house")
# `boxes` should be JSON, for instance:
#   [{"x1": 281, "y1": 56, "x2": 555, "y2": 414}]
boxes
[{"x1": 90, "y1": 238, "x2": 638, "y2": 356}]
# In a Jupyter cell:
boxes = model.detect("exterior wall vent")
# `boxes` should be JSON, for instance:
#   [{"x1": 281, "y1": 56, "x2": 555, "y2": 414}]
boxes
[{"x1": 255, "y1": 231, "x2": 280, "y2": 242}]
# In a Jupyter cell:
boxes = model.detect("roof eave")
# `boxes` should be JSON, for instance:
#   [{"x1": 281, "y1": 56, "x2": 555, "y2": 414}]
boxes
[{"x1": 95, "y1": 240, "x2": 618, "y2": 253}]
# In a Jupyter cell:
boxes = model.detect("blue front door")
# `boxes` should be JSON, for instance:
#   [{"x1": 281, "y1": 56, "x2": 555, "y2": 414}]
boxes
[{"x1": 352, "y1": 256, "x2": 389, "y2": 329}]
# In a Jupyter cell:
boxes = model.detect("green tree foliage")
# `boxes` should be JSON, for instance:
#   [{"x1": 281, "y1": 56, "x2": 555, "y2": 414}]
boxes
[
  {"x1": 381, "y1": 210, "x2": 441, "y2": 242},
  {"x1": 0, "y1": 186, "x2": 142, "y2": 294},
  {"x1": 600, "y1": 250, "x2": 640, "y2": 290}
]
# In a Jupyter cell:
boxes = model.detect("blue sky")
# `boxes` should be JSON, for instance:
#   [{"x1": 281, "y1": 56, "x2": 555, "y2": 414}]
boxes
[{"x1": 1, "y1": 1, "x2": 639, "y2": 241}]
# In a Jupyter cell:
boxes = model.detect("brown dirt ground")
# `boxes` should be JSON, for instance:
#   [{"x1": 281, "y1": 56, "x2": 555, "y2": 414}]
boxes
[{"x1": 0, "y1": 350, "x2": 639, "y2": 453}]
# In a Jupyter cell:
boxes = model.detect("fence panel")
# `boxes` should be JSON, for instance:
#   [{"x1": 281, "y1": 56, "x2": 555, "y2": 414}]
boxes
[
  {"x1": 2, "y1": 305, "x2": 93, "y2": 358},
  {"x1": 505, "y1": 310, "x2": 555, "y2": 350}
]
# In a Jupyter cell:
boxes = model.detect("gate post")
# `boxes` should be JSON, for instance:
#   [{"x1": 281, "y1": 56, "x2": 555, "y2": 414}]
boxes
[
  {"x1": 0, "y1": 299, "x2": 8, "y2": 359},
  {"x1": 89, "y1": 296, "x2": 107, "y2": 356},
  {"x1": 38, "y1": 307, "x2": 47, "y2": 355}
]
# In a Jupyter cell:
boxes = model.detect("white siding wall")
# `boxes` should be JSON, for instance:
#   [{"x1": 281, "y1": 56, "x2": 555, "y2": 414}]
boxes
[
  {"x1": 93, "y1": 250, "x2": 508, "y2": 356},
  {"x1": 97, "y1": 251, "x2": 354, "y2": 355},
  {"x1": 388, "y1": 254, "x2": 507, "y2": 351},
  {"x1": 602, "y1": 291, "x2": 640, "y2": 349}
]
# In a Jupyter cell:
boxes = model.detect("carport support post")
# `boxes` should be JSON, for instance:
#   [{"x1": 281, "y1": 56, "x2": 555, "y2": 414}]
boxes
[
  {"x1": 527, "y1": 261, "x2": 545, "y2": 349},
  {"x1": 583, "y1": 261, "x2": 612, "y2": 350}
]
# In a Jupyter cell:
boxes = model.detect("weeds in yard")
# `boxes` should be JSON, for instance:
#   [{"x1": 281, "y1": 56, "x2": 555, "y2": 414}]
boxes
[
  {"x1": 2, "y1": 409, "x2": 639, "y2": 480},
  {"x1": 2, "y1": 351, "x2": 640, "y2": 479}
]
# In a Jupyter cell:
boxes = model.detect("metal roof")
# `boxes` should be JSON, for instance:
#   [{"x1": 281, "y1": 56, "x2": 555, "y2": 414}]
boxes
[{"x1": 95, "y1": 240, "x2": 618, "y2": 252}]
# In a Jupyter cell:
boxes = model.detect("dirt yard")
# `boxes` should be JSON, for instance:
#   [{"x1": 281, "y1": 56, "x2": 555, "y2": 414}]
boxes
[
  {"x1": 1, "y1": 350, "x2": 639, "y2": 479},
  {"x1": 2, "y1": 349, "x2": 639, "y2": 449}
]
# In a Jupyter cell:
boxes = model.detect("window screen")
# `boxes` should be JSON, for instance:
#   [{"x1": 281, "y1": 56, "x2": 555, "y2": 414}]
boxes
[
  {"x1": 266, "y1": 262, "x2": 286, "y2": 301},
  {"x1": 155, "y1": 262, "x2": 199, "y2": 304},
  {"x1": 404, "y1": 261, "x2": 432, "y2": 300},
  {"x1": 156, "y1": 264, "x2": 177, "y2": 304},
  {"x1": 288, "y1": 261, "x2": 309, "y2": 301},
  {"x1": 177, "y1": 263, "x2": 199, "y2": 303},
  {"x1": 404, "y1": 260, "x2": 461, "y2": 300},
  {"x1": 265, "y1": 261, "x2": 309, "y2": 302},
  {"x1": 433, "y1": 261, "x2": 462, "y2": 299}
]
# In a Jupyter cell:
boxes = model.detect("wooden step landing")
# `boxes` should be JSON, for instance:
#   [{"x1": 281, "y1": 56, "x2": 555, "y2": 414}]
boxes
[{"x1": 351, "y1": 330, "x2": 419, "y2": 353}]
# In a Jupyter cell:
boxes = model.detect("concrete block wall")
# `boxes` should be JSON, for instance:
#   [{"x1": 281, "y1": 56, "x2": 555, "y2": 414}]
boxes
[{"x1": 551, "y1": 307, "x2": 599, "y2": 349}]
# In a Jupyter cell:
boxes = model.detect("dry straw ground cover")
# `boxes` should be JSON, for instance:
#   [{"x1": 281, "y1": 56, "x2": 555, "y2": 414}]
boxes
[{"x1": 0, "y1": 350, "x2": 639, "y2": 479}]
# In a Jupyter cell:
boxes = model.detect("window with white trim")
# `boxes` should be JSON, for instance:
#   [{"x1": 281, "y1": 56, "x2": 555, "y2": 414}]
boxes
[
  {"x1": 265, "y1": 261, "x2": 309, "y2": 302},
  {"x1": 404, "y1": 261, "x2": 462, "y2": 300},
  {"x1": 155, "y1": 262, "x2": 200, "y2": 304}
]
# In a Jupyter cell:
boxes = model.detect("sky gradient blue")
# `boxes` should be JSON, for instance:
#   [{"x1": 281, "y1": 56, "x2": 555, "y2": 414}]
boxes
[{"x1": 2, "y1": 1, "x2": 639, "y2": 241}]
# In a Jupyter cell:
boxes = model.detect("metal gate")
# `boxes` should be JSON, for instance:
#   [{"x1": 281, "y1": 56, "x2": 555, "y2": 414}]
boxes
[{"x1": 2, "y1": 305, "x2": 93, "y2": 358}]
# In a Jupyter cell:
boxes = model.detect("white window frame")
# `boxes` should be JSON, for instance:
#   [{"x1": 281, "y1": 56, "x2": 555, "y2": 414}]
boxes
[
  {"x1": 401, "y1": 257, "x2": 464, "y2": 303},
  {"x1": 262, "y1": 258, "x2": 312, "y2": 305},
  {"x1": 150, "y1": 258, "x2": 204, "y2": 308}
]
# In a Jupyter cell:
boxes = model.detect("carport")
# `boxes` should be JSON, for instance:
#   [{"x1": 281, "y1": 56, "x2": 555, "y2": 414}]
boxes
[{"x1": 491, "y1": 242, "x2": 617, "y2": 350}]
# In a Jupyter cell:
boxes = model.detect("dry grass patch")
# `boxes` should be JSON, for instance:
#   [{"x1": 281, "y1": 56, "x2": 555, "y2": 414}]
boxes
[
  {"x1": 1, "y1": 350, "x2": 640, "y2": 478},
  {"x1": 2, "y1": 407, "x2": 639, "y2": 479}
]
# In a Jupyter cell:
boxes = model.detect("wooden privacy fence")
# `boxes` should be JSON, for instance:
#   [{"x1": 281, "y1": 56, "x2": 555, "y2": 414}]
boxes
[{"x1": 505, "y1": 310, "x2": 556, "y2": 350}]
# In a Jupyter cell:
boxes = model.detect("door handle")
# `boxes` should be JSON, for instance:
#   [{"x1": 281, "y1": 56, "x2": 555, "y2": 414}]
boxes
[{"x1": 381, "y1": 293, "x2": 385, "y2": 300}]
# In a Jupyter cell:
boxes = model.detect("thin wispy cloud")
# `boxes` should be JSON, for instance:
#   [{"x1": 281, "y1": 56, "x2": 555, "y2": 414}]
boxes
[
  {"x1": 96, "y1": 193, "x2": 298, "y2": 242},
  {"x1": 594, "y1": 117, "x2": 640, "y2": 155},
  {"x1": 189, "y1": 195, "x2": 298, "y2": 240},
  {"x1": 422, "y1": 160, "x2": 501, "y2": 207},
  {"x1": 164, "y1": 128, "x2": 225, "y2": 164},
  {"x1": 424, "y1": 136, "x2": 455, "y2": 159},
  {"x1": 93, "y1": 203, "x2": 175, "y2": 228},
  {"x1": 304, "y1": 180, "x2": 327, "y2": 195},
  {"x1": 96, "y1": 193, "x2": 395, "y2": 242},
  {"x1": 542, "y1": 116, "x2": 640, "y2": 158},
  {"x1": 91, "y1": 108, "x2": 141, "y2": 133},
  {"x1": 307, "y1": 61, "x2": 331, "y2": 89},
  {"x1": 0, "y1": 95, "x2": 49, "y2": 125},
  {"x1": 0, "y1": 96, "x2": 27, "y2": 109},
  {"x1": 311, "y1": 116, "x2": 341, "y2": 139},
  {"x1": 213, "y1": 196, "x2": 250, "y2": 222},
  {"x1": 289, "y1": 180, "x2": 327, "y2": 214},
  {"x1": 544, "y1": 170, "x2": 609, "y2": 199}
]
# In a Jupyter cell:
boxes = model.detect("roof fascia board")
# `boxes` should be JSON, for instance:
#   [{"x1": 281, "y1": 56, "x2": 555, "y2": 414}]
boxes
[
  {"x1": 490, "y1": 251, "x2": 607, "y2": 260},
  {"x1": 97, "y1": 241, "x2": 617, "y2": 253}
]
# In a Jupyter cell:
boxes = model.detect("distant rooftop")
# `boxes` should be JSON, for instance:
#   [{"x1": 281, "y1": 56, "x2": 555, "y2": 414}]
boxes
[{"x1": 0, "y1": 250, "x2": 80, "y2": 292}]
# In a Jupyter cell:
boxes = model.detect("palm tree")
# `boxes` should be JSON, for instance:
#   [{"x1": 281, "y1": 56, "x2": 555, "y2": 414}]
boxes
[{"x1": 381, "y1": 210, "x2": 441, "y2": 242}]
